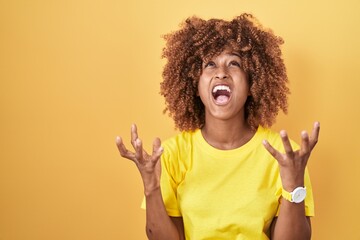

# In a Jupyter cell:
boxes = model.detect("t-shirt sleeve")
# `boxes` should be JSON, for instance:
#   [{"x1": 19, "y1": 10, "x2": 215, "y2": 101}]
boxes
[
  {"x1": 303, "y1": 167, "x2": 315, "y2": 216},
  {"x1": 160, "y1": 146, "x2": 182, "y2": 216}
]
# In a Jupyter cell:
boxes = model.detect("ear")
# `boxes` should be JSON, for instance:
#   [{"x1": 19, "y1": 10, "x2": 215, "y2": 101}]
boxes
[
  {"x1": 247, "y1": 78, "x2": 252, "y2": 96},
  {"x1": 247, "y1": 84, "x2": 251, "y2": 96}
]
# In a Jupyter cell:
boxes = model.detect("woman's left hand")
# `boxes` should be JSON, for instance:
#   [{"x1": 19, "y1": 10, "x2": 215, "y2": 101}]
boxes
[{"x1": 262, "y1": 122, "x2": 320, "y2": 191}]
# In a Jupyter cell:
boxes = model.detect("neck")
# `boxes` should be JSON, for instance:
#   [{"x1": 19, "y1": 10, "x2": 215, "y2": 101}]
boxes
[{"x1": 201, "y1": 117, "x2": 255, "y2": 150}]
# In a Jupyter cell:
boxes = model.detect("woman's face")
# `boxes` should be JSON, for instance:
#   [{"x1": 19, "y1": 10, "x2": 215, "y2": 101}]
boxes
[{"x1": 198, "y1": 48, "x2": 249, "y2": 122}]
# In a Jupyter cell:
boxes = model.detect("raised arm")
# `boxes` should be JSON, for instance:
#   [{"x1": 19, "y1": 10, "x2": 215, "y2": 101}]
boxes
[
  {"x1": 116, "y1": 124, "x2": 183, "y2": 240},
  {"x1": 262, "y1": 122, "x2": 320, "y2": 240}
]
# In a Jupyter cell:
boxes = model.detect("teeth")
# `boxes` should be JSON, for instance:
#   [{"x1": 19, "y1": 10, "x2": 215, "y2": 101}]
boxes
[{"x1": 212, "y1": 85, "x2": 231, "y2": 93}]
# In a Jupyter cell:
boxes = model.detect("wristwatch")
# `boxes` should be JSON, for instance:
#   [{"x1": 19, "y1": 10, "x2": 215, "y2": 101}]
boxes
[{"x1": 282, "y1": 186, "x2": 306, "y2": 203}]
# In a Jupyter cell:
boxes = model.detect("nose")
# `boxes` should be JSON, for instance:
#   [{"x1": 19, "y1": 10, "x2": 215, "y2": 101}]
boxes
[{"x1": 215, "y1": 65, "x2": 228, "y2": 79}]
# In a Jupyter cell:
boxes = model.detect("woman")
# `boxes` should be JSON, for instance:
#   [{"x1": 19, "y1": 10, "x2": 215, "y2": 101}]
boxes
[{"x1": 116, "y1": 13, "x2": 320, "y2": 240}]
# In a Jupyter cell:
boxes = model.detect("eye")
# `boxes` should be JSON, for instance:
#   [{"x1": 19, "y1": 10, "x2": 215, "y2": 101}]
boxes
[
  {"x1": 229, "y1": 61, "x2": 241, "y2": 67},
  {"x1": 204, "y1": 61, "x2": 216, "y2": 68}
]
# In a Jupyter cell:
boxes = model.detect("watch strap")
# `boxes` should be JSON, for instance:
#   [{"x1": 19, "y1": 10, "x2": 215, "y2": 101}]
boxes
[
  {"x1": 282, "y1": 186, "x2": 306, "y2": 203},
  {"x1": 281, "y1": 188, "x2": 293, "y2": 202}
]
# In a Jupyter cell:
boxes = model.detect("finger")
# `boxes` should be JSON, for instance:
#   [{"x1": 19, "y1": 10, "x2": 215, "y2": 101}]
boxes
[
  {"x1": 115, "y1": 136, "x2": 136, "y2": 160},
  {"x1": 134, "y1": 138, "x2": 144, "y2": 163},
  {"x1": 130, "y1": 124, "x2": 139, "y2": 148},
  {"x1": 152, "y1": 137, "x2": 163, "y2": 160},
  {"x1": 280, "y1": 130, "x2": 294, "y2": 156},
  {"x1": 262, "y1": 139, "x2": 282, "y2": 161},
  {"x1": 309, "y1": 121, "x2": 320, "y2": 150},
  {"x1": 300, "y1": 131, "x2": 310, "y2": 155}
]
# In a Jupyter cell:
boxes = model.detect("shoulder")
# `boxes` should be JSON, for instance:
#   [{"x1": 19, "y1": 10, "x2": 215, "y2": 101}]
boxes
[
  {"x1": 258, "y1": 126, "x2": 281, "y2": 143},
  {"x1": 160, "y1": 131, "x2": 197, "y2": 177},
  {"x1": 162, "y1": 130, "x2": 197, "y2": 154},
  {"x1": 161, "y1": 130, "x2": 197, "y2": 165}
]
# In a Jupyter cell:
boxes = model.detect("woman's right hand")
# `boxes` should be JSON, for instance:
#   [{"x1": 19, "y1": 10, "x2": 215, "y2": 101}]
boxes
[{"x1": 116, "y1": 124, "x2": 163, "y2": 195}]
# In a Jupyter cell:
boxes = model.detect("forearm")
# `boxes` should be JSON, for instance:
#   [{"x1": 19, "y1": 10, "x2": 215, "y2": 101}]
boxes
[
  {"x1": 144, "y1": 183, "x2": 180, "y2": 240},
  {"x1": 263, "y1": 123, "x2": 319, "y2": 240},
  {"x1": 271, "y1": 199, "x2": 311, "y2": 240},
  {"x1": 116, "y1": 127, "x2": 179, "y2": 239}
]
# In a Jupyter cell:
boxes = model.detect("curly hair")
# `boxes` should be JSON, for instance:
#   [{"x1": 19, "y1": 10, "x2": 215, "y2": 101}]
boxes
[{"x1": 160, "y1": 13, "x2": 289, "y2": 131}]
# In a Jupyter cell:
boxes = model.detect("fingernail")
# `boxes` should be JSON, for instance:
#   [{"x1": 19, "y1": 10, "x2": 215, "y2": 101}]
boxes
[
  {"x1": 315, "y1": 121, "x2": 320, "y2": 128},
  {"x1": 262, "y1": 139, "x2": 267, "y2": 145},
  {"x1": 136, "y1": 138, "x2": 141, "y2": 146},
  {"x1": 301, "y1": 131, "x2": 308, "y2": 137},
  {"x1": 280, "y1": 130, "x2": 287, "y2": 137},
  {"x1": 115, "y1": 136, "x2": 121, "y2": 143}
]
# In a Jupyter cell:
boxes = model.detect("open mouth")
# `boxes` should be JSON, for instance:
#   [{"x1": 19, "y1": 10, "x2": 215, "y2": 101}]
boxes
[{"x1": 212, "y1": 85, "x2": 231, "y2": 105}]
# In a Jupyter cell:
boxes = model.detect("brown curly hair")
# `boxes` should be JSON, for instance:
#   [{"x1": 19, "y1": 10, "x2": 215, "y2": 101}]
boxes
[{"x1": 160, "y1": 13, "x2": 289, "y2": 131}]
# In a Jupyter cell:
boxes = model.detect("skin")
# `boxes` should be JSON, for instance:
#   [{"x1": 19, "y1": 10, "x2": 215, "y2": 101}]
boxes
[
  {"x1": 264, "y1": 124, "x2": 320, "y2": 240},
  {"x1": 198, "y1": 50, "x2": 255, "y2": 150},
  {"x1": 116, "y1": 49, "x2": 320, "y2": 240},
  {"x1": 116, "y1": 125, "x2": 179, "y2": 240}
]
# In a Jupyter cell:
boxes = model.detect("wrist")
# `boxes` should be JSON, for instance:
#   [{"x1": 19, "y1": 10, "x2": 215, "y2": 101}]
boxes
[
  {"x1": 141, "y1": 174, "x2": 161, "y2": 196},
  {"x1": 280, "y1": 174, "x2": 305, "y2": 192},
  {"x1": 279, "y1": 168, "x2": 305, "y2": 192},
  {"x1": 144, "y1": 184, "x2": 160, "y2": 197},
  {"x1": 282, "y1": 181, "x2": 305, "y2": 192},
  {"x1": 282, "y1": 186, "x2": 307, "y2": 203}
]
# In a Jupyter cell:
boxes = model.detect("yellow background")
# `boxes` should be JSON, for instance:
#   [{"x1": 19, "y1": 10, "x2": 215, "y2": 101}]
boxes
[{"x1": 1, "y1": 0, "x2": 359, "y2": 239}]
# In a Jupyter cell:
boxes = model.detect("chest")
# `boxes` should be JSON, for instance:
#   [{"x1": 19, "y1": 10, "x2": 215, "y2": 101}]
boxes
[{"x1": 176, "y1": 150, "x2": 280, "y2": 238}]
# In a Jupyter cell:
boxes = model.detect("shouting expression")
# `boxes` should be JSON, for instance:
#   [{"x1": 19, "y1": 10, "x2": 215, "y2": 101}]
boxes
[{"x1": 198, "y1": 48, "x2": 250, "y2": 122}]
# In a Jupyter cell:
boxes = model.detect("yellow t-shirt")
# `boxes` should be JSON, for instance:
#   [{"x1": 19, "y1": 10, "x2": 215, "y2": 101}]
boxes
[{"x1": 157, "y1": 126, "x2": 314, "y2": 239}]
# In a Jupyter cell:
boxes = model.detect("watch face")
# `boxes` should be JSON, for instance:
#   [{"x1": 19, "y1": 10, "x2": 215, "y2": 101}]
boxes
[{"x1": 292, "y1": 187, "x2": 306, "y2": 203}]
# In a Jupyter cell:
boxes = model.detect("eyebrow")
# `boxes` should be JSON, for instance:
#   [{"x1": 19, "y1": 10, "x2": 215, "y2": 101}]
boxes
[
  {"x1": 229, "y1": 52, "x2": 241, "y2": 58},
  {"x1": 202, "y1": 52, "x2": 241, "y2": 64}
]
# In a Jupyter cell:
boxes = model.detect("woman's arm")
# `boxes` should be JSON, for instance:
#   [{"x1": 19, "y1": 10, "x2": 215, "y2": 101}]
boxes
[
  {"x1": 270, "y1": 207, "x2": 311, "y2": 239},
  {"x1": 116, "y1": 124, "x2": 182, "y2": 240},
  {"x1": 144, "y1": 187, "x2": 181, "y2": 239},
  {"x1": 171, "y1": 217, "x2": 185, "y2": 240},
  {"x1": 263, "y1": 122, "x2": 320, "y2": 240}
]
